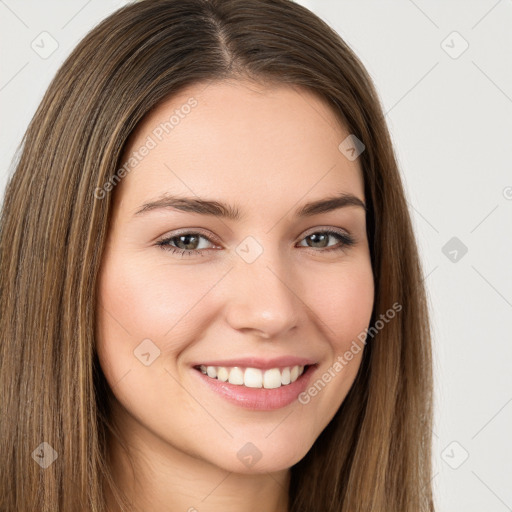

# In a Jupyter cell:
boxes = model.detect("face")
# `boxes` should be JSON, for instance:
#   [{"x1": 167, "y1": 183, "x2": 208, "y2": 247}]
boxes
[{"x1": 96, "y1": 79, "x2": 374, "y2": 474}]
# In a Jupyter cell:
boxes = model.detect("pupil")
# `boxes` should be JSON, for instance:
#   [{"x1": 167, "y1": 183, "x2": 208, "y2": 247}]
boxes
[
  {"x1": 178, "y1": 234, "x2": 198, "y2": 250},
  {"x1": 309, "y1": 233, "x2": 328, "y2": 248}
]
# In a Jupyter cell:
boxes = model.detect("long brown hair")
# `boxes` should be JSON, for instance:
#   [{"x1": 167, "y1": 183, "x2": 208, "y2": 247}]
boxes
[{"x1": 0, "y1": 1, "x2": 435, "y2": 510}]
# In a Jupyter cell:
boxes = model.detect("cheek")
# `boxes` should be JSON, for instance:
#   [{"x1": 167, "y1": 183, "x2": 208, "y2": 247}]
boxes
[
  {"x1": 95, "y1": 253, "x2": 209, "y2": 425},
  {"x1": 309, "y1": 260, "x2": 374, "y2": 350},
  {"x1": 95, "y1": 252, "x2": 225, "y2": 381},
  {"x1": 297, "y1": 260, "x2": 374, "y2": 413},
  {"x1": 97, "y1": 253, "x2": 208, "y2": 343}
]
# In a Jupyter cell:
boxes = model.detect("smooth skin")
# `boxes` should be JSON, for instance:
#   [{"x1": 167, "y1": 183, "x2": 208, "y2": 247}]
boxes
[{"x1": 96, "y1": 79, "x2": 374, "y2": 512}]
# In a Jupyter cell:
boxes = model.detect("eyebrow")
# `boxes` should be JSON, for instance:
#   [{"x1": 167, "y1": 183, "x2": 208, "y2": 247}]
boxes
[{"x1": 133, "y1": 192, "x2": 366, "y2": 220}]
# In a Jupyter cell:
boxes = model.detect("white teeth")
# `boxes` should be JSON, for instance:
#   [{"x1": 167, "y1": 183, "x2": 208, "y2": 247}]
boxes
[
  {"x1": 263, "y1": 368, "x2": 282, "y2": 389},
  {"x1": 217, "y1": 367, "x2": 229, "y2": 382},
  {"x1": 198, "y1": 364, "x2": 308, "y2": 389},
  {"x1": 244, "y1": 367, "x2": 263, "y2": 388},
  {"x1": 228, "y1": 367, "x2": 244, "y2": 385}
]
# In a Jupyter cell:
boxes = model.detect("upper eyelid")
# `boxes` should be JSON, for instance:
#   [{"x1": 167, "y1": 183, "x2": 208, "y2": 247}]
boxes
[
  {"x1": 301, "y1": 226, "x2": 350, "y2": 237},
  {"x1": 162, "y1": 229, "x2": 221, "y2": 247}
]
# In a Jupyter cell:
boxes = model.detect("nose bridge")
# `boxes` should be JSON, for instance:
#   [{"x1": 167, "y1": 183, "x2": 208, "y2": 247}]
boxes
[{"x1": 224, "y1": 235, "x2": 300, "y2": 337}]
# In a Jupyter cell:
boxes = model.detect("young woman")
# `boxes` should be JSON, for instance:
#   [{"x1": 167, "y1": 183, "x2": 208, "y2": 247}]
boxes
[{"x1": 0, "y1": 1, "x2": 435, "y2": 510}]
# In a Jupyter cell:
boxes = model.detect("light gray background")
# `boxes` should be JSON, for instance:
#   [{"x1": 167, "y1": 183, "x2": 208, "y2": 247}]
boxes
[{"x1": 1, "y1": 1, "x2": 511, "y2": 510}]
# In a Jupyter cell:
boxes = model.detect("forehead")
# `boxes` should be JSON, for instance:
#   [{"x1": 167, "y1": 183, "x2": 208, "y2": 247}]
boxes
[{"x1": 115, "y1": 79, "x2": 365, "y2": 214}]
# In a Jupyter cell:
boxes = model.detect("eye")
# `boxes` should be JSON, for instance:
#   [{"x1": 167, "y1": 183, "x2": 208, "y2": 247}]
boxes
[
  {"x1": 297, "y1": 229, "x2": 355, "y2": 253},
  {"x1": 156, "y1": 232, "x2": 217, "y2": 257}
]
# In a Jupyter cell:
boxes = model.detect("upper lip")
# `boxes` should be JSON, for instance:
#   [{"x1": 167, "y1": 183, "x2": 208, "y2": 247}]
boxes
[{"x1": 192, "y1": 356, "x2": 317, "y2": 370}]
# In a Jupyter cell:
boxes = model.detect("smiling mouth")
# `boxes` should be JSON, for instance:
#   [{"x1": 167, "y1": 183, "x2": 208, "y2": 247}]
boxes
[{"x1": 193, "y1": 364, "x2": 313, "y2": 389}]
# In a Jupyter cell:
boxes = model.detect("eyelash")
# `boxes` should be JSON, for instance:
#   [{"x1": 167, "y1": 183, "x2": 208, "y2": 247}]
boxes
[{"x1": 156, "y1": 229, "x2": 355, "y2": 257}]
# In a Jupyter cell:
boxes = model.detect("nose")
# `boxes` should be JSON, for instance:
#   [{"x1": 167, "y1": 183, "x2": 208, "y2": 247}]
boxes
[{"x1": 224, "y1": 247, "x2": 301, "y2": 339}]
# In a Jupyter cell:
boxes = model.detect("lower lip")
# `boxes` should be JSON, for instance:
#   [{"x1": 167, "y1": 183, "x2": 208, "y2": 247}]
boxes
[{"x1": 192, "y1": 365, "x2": 317, "y2": 411}]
